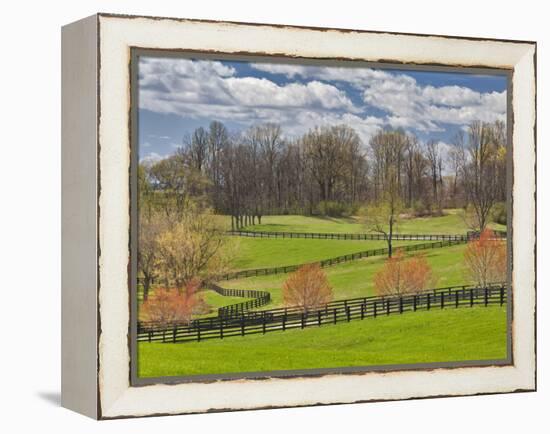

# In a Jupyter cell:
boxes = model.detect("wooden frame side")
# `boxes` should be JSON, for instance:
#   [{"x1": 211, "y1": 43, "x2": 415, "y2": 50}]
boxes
[{"x1": 61, "y1": 14, "x2": 99, "y2": 419}]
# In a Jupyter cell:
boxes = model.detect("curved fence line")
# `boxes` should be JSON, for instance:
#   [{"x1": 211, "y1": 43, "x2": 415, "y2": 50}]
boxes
[
  {"x1": 219, "y1": 239, "x2": 467, "y2": 281},
  {"x1": 209, "y1": 283, "x2": 271, "y2": 317},
  {"x1": 137, "y1": 283, "x2": 507, "y2": 343},
  {"x1": 228, "y1": 230, "x2": 506, "y2": 241}
]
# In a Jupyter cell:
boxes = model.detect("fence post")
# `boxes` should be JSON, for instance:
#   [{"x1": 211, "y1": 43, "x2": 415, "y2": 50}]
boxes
[
  {"x1": 333, "y1": 308, "x2": 337, "y2": 324},
  {"x1": 301, "y1": 312, "x2": 305, "y2": 329},
  {"x1": 470, "y1": 288, "x2": 474, "y2": 307},
  {"x1": 440, "y1": 292, "x2": 445, "y2": 309},
  {"x1": 262, "y1": 315, "x2": 266, "y2": 334},
  {"x1": 500, "y1": 286, "x2": 505, "y2": 306},
  {"x1": 399, "y1": 297, "x2": 403, "y2": 314},
  {"x1": 346, "y1": 306, "x2": 351, "y2": 322},
  {"x1": 455, "y1": 291, "x2": 459, "y2": 308},
  {"x1": 197, "y1": 326, "x2": 201, "y2": 342},
  {"x1": 427, "y1": 294, "x2": 431, "y2": 311},
  {"x1": 318, "y1": 311, "x2": 322, "y2": 326},
  {"x1": 162, "y1": 330, "x2": 166, "y2": 343},
  {"x1": 386, "y1": 300, "x2": 390, "y2": 316},
  {"x1": 484, "y1": 287, "x2": 489, "y2": 307},
  {"x1": 374, "y1": 302, "x2": 377, "y2": 318},
  {"x1": 361, "y1": 303, "x2": 365, "y2": 320},
  {"x1": 148, "y1": 331, "x2": 152, "y2": 343},
  {"x1": 413, "y1": 295, "x2": 417, "y2": 311}
]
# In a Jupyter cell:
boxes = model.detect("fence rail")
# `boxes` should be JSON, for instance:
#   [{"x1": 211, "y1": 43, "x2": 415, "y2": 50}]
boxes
[
  {"x1": 219, "y1": 239, "x2": 467, "y2": 281},
  {"x1": 137, "y1": 283, "x2": 507, "y2": 343},
  {"x1": 228, "y1": 230, "x2": 507, "y2": 241},
  {"x1": 209, "y1": 283, "x2": 271, "y2": 317}
]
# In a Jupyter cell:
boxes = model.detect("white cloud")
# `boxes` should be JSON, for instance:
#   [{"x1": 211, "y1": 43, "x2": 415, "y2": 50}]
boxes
[
  {"x1": 139, "y1": 152, "x2": 163, "y2": 164},
  {"x1": 282, "y1": 110, "x2": 384, "y2": 145},
  {"x1": 362, "y1": 76, "x2": 506, "y2": 131},
  {"x1": 139, "y1": 58, "x2": 357, "y2": 119},
  {"x1": 139, "y1": 57, "x2": 506, "y2": 149},
  {"x1": 251, "y1": 62, "x2": 507, "y2": 132}
]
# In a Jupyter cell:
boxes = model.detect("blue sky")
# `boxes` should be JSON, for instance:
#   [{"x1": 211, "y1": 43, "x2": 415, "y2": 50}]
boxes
[{"x1": 138, "y1": 56, "x2": 507, "y2": 163}]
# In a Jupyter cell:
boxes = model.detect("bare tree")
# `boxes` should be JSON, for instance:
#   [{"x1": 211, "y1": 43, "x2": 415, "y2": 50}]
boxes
[
  {"x1": 460, "y1": 121, "x2": 501, "y2": 231},
  {"x1": 449, "y1": 132, "x2": 465, "y2": 207},
  {"x1": 364, "y1": 165, "x2": 402, "y2": 258},
  {"x1": 138, "y1": 213, "x2": 164, "y2": 301},
  {"x1": 186, "y1": 126, "x2": 209, "y2": 172},
  {"x1": 426, "y1": 139, "x2": 443, "y2": 211}
]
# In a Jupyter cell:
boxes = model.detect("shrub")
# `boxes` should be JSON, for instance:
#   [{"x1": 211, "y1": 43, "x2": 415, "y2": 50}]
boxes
[
  {"x1": 139, "y1": 279, "x2": 205, "y2": 326},
  {"x1": 464, "y1": 228, "x2": 507, "y2": 287},
  {"x1": 374, "y1": 250, "x2": 436, "y2": 296},
  {"x1": 315, "y1": 200, "x2": 357, "y2": 217},
  {"x1": 282, "y1": 263, "x2": 333, "y2": 312},
  {"x1": 491, "y1": 202, "x2": 507, "y2": 226}
]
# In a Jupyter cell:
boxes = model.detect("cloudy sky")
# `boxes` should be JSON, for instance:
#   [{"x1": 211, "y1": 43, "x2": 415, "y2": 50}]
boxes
[{"x1": 138, "y1": 56, "x2": 507, "y2": 162}]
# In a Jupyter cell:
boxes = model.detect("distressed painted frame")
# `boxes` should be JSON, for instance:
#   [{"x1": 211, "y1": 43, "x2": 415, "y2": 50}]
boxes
[{"x1": 61, "y1": 13, "x2": 536, "y2": 419}]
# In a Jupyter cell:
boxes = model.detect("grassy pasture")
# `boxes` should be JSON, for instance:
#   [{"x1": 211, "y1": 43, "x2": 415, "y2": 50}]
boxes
[
  {"x1": 138, "y1": 304, "x2": 507, "y2": 378},
  {"x1": 225, "y1": 244, "x2": 473, "y2": 308},
  {"x1": 231, "y1": 237, "x2": 421, "y2": 270},
  {"x1": 239, "y1": 209, "x2": 506, "y2": 235}
]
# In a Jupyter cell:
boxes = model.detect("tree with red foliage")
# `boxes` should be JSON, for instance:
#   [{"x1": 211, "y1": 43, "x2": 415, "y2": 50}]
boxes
[
  {"x1": 374, "y1": 249, "x2": 435, "y2": 296},
  {"x1": 139, "y1": 278, "x2": 204, "y2": 326},
  {"x1": 464, "y1": 228, "x2": 507, "y2": 287},
  {"x1": 282, "y1": 263, "x2": 333, "y2": 312}
]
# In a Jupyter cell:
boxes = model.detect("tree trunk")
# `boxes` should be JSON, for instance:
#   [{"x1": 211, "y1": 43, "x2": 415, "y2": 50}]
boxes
[
  {"x1": 388, "y1": 215, "x2": 394, "y2": 258},
  {"x1": 143, "y1": 278, "x2": 151, "y2": 301}
]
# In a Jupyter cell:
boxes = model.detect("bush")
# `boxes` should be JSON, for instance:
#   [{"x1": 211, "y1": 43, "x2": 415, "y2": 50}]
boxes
[
  {"x1": 464, "y1": 228, "x2": 507, "y2": 287},
  {"x1": 409, "y1": 200, "x2": 444, "y2": 217},
  {"x1": 282, "y1": 263, "x2": 333, "y2": 311},
  {"x1": 411, "y1": 199, "x2": 430, "y2": 217},
  {"x1": 491, "y1": 202, "x2": 507, "y2": 226},
  {"x1": 315, "y1": 200, "x2": 357, "y2": 217},
  {"x1": 374, "y1": 250, "x2": 436, "y2": 296}
]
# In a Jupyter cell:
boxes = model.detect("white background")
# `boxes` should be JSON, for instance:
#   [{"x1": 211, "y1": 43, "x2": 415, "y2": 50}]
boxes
[{"x1": 0, "y1": 0, "x2": 546, "y2": 432}]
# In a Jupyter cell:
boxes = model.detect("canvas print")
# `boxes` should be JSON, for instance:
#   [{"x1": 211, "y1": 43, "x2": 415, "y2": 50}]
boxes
[{"x1": 134, "y1": 55, "x2": 509, "y2": 380}]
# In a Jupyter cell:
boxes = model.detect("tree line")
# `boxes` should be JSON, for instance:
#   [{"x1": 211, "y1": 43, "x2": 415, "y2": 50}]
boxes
[{"x1": 140, "y1": 119, "x2": 507, "y2": 232}]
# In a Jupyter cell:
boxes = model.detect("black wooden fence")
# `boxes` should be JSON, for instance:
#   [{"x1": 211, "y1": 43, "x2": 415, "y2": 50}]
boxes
[
  {"x1": 209, "y1": 283, "x2": 271, "y2": 317},
  {"x1": 228, "y1": 230, "x2": 507, "y2": 241},
  {"x1": 219, "y1": 239, "x2": 467, "y2": 281},
  {"x1": 229, "y1": 230, "x2": 468, "y2": 241},
  {"x1": 137, "y1": 283, "x2": 507, "y2": 343}
]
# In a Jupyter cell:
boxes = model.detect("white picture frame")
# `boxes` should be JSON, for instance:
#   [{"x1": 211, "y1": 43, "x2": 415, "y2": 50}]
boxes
[{"x1": 61, "y1": 13, "x2": 536, "y2": 419}]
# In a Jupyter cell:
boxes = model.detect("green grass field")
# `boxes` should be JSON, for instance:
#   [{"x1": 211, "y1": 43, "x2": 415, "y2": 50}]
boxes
[
  {"x1": 231, "y1": 237, "x2": 420, "y2": 269},
  {"x1": 138, "y1": 211, "x2": 507, "y2": 378},
  {"x1": 240, "y1": 209, "x2": 506, "y2": 235},
  {"x1": 225, "y1": 244, "x2": 472, "y2": 308},
  {"x1": 137, "y1": 305, "x2": 507, "y2": 377}
]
